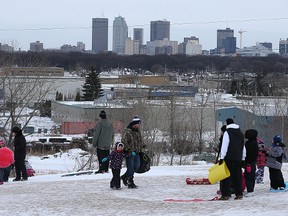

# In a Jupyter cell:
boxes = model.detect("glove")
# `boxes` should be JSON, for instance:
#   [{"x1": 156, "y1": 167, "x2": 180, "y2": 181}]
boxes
[
  {"x1": 246, "y1": 164, "x2": 251, "y2": 173},
  {"x1": 101, "y1": 157, "x2": 108, "y2": 162},
  {"x1": 132, "y1": 152, "x2": 136, "y2": 156},
  {"x1": 218, "y1": 159, "x2": 223, "y2": 165}
]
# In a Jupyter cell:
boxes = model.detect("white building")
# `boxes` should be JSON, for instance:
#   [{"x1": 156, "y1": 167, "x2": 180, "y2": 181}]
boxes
[
  {"x1": 146, "y1": 38, "x2": 178, "y2": 55},
  {"x1": 236, "y1": 43, "x2": 274, "y2": 57},
  {"x1": 125, "y1": 38, "x2": 140, "y2": 55},
  {"x1": 179, "y1": 36, "x2": 202, "y2": 55},
  {"x1": 77, "y1": 42, "x2": 85, "y2": 51}
]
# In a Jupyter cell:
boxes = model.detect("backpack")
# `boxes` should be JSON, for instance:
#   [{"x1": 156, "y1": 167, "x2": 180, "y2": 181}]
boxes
[{"x1": 135, "y1": 152, "x2": 151, "y2": 174}]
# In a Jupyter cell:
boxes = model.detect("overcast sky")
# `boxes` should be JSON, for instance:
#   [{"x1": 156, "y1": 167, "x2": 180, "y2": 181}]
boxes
[{"x1": 1, "y1": 0, "x2": 288, "y2": 52}]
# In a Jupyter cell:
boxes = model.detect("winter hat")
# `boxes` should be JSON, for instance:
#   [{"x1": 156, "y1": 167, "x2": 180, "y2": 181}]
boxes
[
  {"x1": 131, "y1": 116, "x2": 141, "y2": 126},
  {"x1": 12, "y1": 126, "x2": 21, "y2": 134},
  {"x1": 221, "y1": 125, "x2": 226, "y2": 133},
  {"x1": 245, "y1": 129, "x2": 258, "y2": 140},
  {"x1": 273, "y1": 134, "x2": 282, "y2": 143},
  {"x1": 99, "y1": 110, "x2": 106, "y2": 119},
  {"x1": 115, "y1": 142, "x2": 124, "y2": 149},
  {"x1": 226, "y1": 118, "x2": 234, "y2": 125}
]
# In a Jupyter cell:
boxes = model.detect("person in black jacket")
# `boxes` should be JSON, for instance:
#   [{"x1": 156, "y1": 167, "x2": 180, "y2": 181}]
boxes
[
  {"x1": 219, "y1": 118, "x2": 246, "y2": 200},
  {"x1": 244, "y1": 129, "x2": 259, "y2": 197},
  {"x1": 12, "y1": 127, "x2": 28, "y2": 181}
]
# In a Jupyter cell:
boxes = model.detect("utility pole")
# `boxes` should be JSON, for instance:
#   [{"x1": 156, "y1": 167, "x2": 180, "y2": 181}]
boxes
[{"x1": 239, "y1": 29, "x2": 247, "y2": 49}]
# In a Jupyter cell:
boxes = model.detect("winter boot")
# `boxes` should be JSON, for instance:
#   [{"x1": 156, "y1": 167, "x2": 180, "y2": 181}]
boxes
[
  {"x1": 127, "y1": 177, "x2": 138, "y2": 189},
  {"x1": 121, "y1": 175, "x2": 128, "y2": 186}
]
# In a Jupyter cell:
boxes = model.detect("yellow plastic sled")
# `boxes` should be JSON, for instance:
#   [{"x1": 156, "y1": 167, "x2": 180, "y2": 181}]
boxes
[{"x1": 208, "y1": 161, "x2": 230, "y2": 184}]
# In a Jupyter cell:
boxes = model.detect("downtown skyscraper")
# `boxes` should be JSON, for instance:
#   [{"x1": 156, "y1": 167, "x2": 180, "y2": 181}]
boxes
[
  {"x1": 112, "y1": 16, "x2": 128, "y2": 54},
  {"x1": 150, "y1": 20, "x2": 170, "y2": 41},
  {"x1": 217, "y1": 28, "x2": 236, "y2": 54},
  {"x1": 92, "y1": 18, "x2": 108, "y2": 53},
  {"x1": 133, "y1": 28, "x2": 144, "y2": 46}
]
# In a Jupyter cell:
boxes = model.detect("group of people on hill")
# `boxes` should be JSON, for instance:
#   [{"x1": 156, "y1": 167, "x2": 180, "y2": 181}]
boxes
[
  {"x1": 92, "y1": 110, "x2": 145, "y2": 190},
  {"x1": 0, "y1": 126, "x2": 28, "y2": 184},
  {"x1": 216, "y1": 118, "x2": 286, "y2": 200}
]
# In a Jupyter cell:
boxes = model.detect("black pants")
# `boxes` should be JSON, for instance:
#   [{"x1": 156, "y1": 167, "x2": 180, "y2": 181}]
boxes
[
  {"x1": 222, "y1": 159, "x2": 243, "y2": 197},
  {"x1": 3, "y1": 165, "x2": 12, "y2": 181},
  {"x1": 15, "y1": 159, "x2": 27, "y2": 180},
  {"x1": 244, "y1": 162, "x2": 256, "y2": 192},
  {"x1": 96, "y1": 148, "x2": 110, "y2": 172},
  {"x1": 110, "y1": 169, "x2": 121, "y2": 188},
  {"x1": 269, "y1": 167, "x2": 285, "y2": 189}
]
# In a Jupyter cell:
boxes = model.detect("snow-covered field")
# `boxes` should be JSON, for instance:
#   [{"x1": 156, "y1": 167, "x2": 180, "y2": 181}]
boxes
[{"x1": 1, "y1": 150, "x2": 288, "y2": 216}]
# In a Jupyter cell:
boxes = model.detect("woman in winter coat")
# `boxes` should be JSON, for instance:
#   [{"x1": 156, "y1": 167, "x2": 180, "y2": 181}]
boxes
[
  {"x1": 12, "y1": 127, "x2": 28, "y2": 181},
  {"x1": 267, "y1": 135, "x2": 286, "y2": 190}
]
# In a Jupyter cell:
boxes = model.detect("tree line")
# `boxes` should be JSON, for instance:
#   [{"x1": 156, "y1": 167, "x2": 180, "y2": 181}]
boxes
[{"x1": 1, "y1": 51, "x2": 288, "y2": 75}]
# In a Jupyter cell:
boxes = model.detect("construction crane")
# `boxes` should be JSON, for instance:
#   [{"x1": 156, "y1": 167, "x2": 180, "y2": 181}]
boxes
[{"x1": 239, "y1": 29, "x2": 247, "y2": 49}]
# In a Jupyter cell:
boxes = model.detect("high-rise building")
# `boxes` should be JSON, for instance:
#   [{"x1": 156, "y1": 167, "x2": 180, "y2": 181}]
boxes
[
  {"x1": 30, "y1": 41, "x2": 44, "y2": 52},
  {"x1": 178, "y1": 36, "x2": 202, "y2": 55},
  {"x1": 217, "y1": 28, "x2": 236, "y2": 54},
  {"x1": 125, "y1": 37, "x2": 140, "y2": 55},
  {"x1": 112, "y1": 16, "x2": 128, "y2": 54},
  {"x1": 92, "y1": 18, "x2": 108, "y2": 53},
  {"x1": 77, "y1": 42, "x2": 85, "y2": 51},
  {"x1": 279, "y1": 38, "x2": 288, "y2": 55},
  {"x1": 150, "y1": 20, "x2": 170, "y2": 41},
  {"x1": 133, "y1": 28, "x2": 144, "y2": 46}
]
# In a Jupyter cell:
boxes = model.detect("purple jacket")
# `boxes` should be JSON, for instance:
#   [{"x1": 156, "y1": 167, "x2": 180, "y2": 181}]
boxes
[{"x1": 108, "y1": 150, "x2": 127, "y2": 170}]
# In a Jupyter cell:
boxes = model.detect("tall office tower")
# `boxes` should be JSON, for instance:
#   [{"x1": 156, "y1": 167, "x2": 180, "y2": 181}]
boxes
[
  {"x1": 150, "y1": 20, "x2": 170, "y2": 41},
  {"x1": 133, "y1": 28, "x2": 144, "y2": 46},
  {"x1": 112, "y1": 16, "x2": 128, "y2": 54},
  {"x1": 92, "y1": 18, "x2": 108, "y2": 53},
  {"x1": 217, "y1": 28, "x2": 236, "y2": 54},
  {"x1": 279, "y1": 38, "x2": 288, "y2": 55}
]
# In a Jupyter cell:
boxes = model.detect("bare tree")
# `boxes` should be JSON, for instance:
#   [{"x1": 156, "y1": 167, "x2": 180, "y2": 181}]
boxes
[{"x1": 0, "y1": 75, "x2": 55, "y2": 147}]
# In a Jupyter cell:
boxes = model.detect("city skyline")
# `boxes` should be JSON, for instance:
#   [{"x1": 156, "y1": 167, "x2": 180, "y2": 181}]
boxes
[{"x1": 1, "y1": 0, "x2": 288, "y2": 52}]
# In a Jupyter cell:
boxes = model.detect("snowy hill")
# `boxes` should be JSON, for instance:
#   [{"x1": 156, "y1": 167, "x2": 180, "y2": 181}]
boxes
[{"x1": 1, "y1": 150, "x2": 288, "y2": 216}]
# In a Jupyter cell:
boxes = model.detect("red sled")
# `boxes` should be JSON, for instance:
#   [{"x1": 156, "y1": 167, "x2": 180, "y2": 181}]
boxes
[{"x1": 186, "y1": 178, "x2": 211, "y2": 185}]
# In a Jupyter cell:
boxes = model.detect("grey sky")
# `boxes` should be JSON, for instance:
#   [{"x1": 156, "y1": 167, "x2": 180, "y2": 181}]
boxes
[{"x1": 1, "y1": 0, "x2": 288, "y2": 52}]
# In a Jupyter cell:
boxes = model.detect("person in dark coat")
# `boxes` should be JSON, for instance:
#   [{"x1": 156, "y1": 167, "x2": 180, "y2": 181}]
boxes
[
  {"x1": 121, "y1": 116, "x2": 145, "y2": 189},
  {"x1": 92, "y1": 110, "x2": 114, "y2": 174},
  {"x1": 12, "y1": 126, "x2": 28, "y2": 181},
  {"x1": 219, "y1": 118, "x2": 246, "y2": 200},
  {"x1": 244, "y1": 129, "x2": 259, "y2": 196}
]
